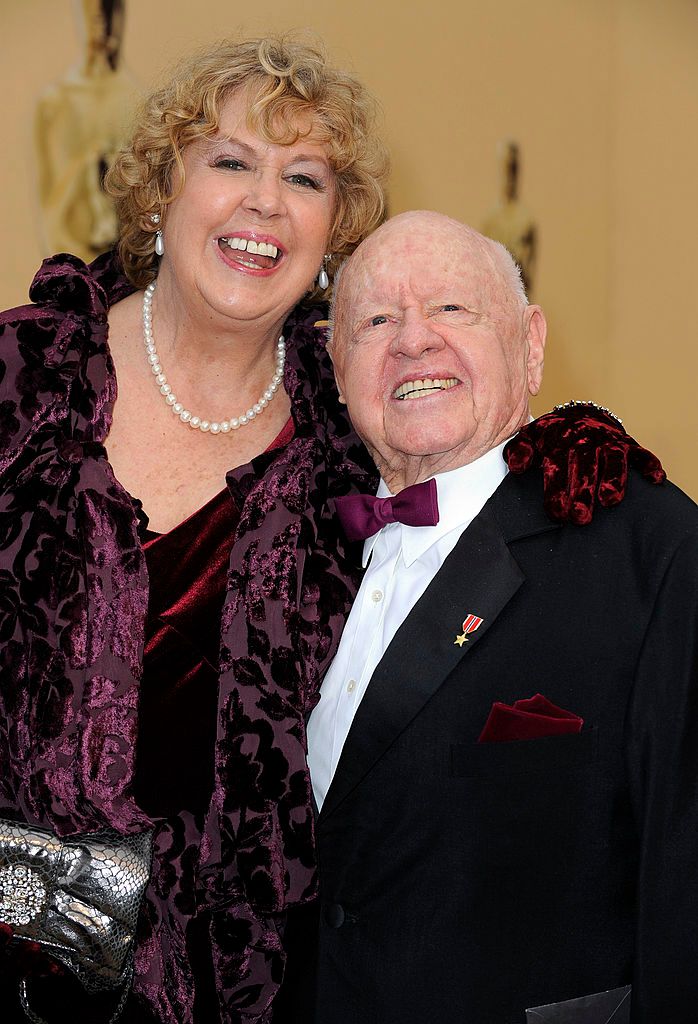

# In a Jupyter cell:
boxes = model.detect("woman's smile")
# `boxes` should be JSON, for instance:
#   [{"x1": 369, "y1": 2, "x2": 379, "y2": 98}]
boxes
[{"x1": 216, "y1": 231, "x2": 285, "y2": 275}]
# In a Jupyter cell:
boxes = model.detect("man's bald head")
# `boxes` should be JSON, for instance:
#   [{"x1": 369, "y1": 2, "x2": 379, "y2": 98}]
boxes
[
  {"x1": 327, "y1": 211, "x2": 546, "y2": 492},
  {"x1": 330, "y1": 211, "x2": 528, "y2": 352}
]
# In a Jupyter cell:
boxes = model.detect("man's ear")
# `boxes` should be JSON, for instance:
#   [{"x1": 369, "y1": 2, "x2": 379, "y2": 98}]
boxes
[{"x1": 524, "y1": 305, "x2": 546, "y2": 396}]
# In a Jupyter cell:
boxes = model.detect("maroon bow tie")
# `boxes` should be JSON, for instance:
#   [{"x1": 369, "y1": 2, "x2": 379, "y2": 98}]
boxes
[{"x1": 335, "y1": 478, "x2": 440, "y2": 542}]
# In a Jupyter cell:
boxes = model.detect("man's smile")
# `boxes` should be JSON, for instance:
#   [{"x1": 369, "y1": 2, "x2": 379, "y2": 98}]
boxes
[{"x1": 392, "y1": 377, "x2": 460, "y2": 400}]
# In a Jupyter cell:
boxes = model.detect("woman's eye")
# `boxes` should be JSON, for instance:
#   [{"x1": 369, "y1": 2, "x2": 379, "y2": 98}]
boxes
[
  {"x1": 287, "y1": 173, "x2": 323, "y2": 190},
  {"x1": 214, "y1": 158, "x2": 246, "y2": 171}
]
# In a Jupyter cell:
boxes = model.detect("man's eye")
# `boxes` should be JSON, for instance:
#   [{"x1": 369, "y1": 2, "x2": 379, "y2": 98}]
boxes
[
  {"x1": 440, "y1": 304, "x2": 462, "y2": 312},
  {"x1": 370, "y1": 315, "x2": 389, "y2": 326}
]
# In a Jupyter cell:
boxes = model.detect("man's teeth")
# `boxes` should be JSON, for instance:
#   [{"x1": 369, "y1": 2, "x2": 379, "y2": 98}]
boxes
[
  {"x1": 393, "y1": 378, "x2": 459, "y2": 400},
  {"x1": 220, "y1": 237, "x2": 279, "y2": 259}
]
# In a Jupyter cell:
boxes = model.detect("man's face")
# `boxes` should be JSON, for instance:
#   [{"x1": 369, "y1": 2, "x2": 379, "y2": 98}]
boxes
[{"x1": 330, "y1": 213, "x2": 546, "y2": 490}]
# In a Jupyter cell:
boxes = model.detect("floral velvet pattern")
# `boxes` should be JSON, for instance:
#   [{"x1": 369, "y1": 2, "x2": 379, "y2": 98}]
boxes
[{"x1": 0, "y1": 252, "x2": 375, "y2": 1022}]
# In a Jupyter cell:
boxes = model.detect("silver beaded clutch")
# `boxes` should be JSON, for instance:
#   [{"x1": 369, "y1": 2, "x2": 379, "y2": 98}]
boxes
[{"x1": 0, "y1": 816, "x2": 152, "y2": 1010}]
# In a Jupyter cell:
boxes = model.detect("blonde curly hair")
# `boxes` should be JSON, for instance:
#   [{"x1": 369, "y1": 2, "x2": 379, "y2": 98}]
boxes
[{"x1": 106, "y1": 35, "x2": 390, "y2": 290}]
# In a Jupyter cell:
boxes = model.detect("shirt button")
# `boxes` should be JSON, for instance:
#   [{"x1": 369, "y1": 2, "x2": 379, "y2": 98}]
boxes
[
  {"x1": 346, "y1": 679, "x2": 357, "y2": 694},
  {"x1": 371, "y1": 589, "x2": 383, "y2": 603}
]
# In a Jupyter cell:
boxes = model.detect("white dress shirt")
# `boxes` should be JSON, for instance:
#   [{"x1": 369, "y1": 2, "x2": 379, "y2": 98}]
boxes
[{"x1": 307, "y1": 441, "x2": 509, "y2": 810}]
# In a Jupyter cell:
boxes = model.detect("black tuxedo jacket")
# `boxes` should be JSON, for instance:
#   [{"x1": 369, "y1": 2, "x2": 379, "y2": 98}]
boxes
[{"x1": 278, "y1": 469, "x2": 698, "y2": 1024}]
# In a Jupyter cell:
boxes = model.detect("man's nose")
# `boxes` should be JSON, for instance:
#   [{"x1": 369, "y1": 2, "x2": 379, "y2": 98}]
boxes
[
  {"x1": 242, "y1": 171, "x2": 286, "y2": 220},
  {"x1": 390, "y1": 317, "x2": 444, "y2": 359}
]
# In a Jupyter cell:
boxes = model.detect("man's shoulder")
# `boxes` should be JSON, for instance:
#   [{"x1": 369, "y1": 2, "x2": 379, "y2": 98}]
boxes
[
  {"x1": 629, "y1": 474, "x2": 698, "y2": 523},
  {"x1": 592, "y1": 472, "x2": 697, "y2": 539},
  {"x1": 482, "y1": 470, "x2": 698, "y2": 607},
  {"x1": 498, "y1": 467, "x2": 698, "y2": 547}
]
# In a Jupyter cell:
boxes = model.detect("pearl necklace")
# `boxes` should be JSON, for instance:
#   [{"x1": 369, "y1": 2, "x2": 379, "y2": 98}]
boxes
[{"x1": 142, "y1": 280, "x2": 286, "y2": 435}]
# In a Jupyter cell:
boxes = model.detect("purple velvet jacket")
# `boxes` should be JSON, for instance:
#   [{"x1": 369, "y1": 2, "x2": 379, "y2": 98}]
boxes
[{"x1": 0, "y1": 252, "x2": 375, "y2": 1022}]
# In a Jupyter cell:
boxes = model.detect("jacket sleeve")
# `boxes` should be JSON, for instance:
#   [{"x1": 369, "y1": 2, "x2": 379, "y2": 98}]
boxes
[{"x1": 625, "y1": 525, "x2": 698, "y2": 1021}]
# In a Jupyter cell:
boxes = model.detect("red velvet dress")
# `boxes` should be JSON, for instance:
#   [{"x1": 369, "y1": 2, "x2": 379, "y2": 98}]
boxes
[
  {"x1": 134, "y1": 416, "x2": 295, "y2": 820},
  {"x1": 132, "y1": 417, "x2": 295, "y2": 1022}
]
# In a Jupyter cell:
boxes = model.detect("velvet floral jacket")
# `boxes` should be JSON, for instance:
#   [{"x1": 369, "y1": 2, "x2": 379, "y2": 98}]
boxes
[{"x1": 0, "y1": 253, "x2": 375, "y2": 1022}]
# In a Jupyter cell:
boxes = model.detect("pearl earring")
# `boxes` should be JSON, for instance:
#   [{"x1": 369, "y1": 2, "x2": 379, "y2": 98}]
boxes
[
  {"x1": 318, "y1": 254, "x2": 331, "y2": 290},
  {"x1": 151, "y1": 213, "x2": 164, "y2": 257}
]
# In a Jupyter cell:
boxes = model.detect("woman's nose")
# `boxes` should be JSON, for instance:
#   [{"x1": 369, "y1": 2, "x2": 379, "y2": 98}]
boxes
[{"x1": 242, "y1": 171, "x2": 286, "y2": 219}]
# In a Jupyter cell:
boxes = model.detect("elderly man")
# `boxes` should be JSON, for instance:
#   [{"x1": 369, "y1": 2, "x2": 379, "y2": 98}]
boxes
[{"x1": 281, "y1": 211, "x2": 698, "y2": 1024}]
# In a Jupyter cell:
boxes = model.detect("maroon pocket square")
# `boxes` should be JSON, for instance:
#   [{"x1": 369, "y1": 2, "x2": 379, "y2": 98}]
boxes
[{"x1": 478, "y1": 693, "x2": 584, "y2": 743}]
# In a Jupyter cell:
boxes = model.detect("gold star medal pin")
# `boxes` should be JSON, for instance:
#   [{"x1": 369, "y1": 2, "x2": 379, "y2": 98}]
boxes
[{"x1": 454, "y1": 613, "x2": 483, "y2": 646}]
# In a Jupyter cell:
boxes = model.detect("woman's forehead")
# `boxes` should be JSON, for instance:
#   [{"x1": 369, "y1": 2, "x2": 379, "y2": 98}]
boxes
[{"x1": 214, "y1": 84, "x2": 331, "y2": 151}]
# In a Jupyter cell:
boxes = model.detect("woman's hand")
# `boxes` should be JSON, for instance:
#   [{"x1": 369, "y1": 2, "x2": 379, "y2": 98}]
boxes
[{"x1": 505, "y1": 401, "x2": 666, "y2": 524}]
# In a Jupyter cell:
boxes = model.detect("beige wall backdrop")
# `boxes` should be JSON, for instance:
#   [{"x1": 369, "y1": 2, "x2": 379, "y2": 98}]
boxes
[{"x1": 2, "y1": 0, "x2": 697, "y2": 495}]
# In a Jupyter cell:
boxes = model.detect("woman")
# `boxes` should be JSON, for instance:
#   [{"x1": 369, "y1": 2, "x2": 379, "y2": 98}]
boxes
[{"x1": 0, "y1": 36, "x2": 662, "y2": 1024}]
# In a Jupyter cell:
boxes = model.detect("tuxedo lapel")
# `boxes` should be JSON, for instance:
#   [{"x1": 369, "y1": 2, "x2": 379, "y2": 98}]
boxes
[{"x1": 320, "y1": 476, "x2": 555, "y2": 822}]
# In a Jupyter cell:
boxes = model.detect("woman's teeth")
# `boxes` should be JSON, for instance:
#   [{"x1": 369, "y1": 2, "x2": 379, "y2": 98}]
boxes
[
  {"x1": 393, "y1": 378, "x2": 459, "y2": 400},
  {"x1": 220, "y1": 237, "x2": 279, "y2": 259}
]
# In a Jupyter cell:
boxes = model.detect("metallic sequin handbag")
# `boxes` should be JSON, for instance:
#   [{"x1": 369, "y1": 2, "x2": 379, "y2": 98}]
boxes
[{"x1": 0, "y1": 816, "x2": 153, "y2": 1024}]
